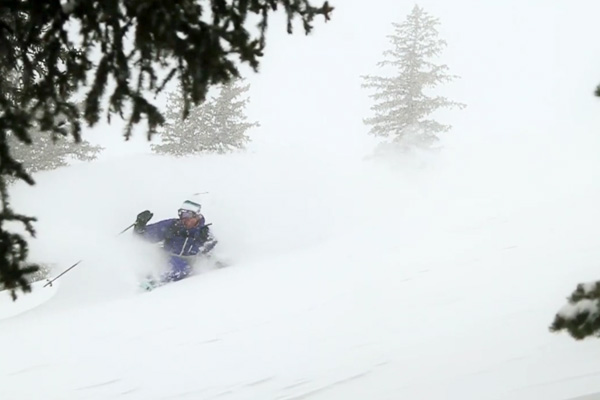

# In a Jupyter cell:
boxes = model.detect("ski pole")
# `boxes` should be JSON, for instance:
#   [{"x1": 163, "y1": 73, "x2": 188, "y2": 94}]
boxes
[
  {"x1": 43, "y1": 220, "x2": 138, "y2": 288},
  {"x1": 43, "y1": 260, "x2": 82, "y2": 287},
  {"x1": 118, "y1": 222, "x2": 136, "y2": 235}
]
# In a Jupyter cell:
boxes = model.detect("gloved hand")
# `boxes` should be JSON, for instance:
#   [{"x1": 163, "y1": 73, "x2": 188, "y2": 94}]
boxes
[
  {"x1": 200, "y1": 239, "x2": 218, "y2": 254},
  {"x1": 199, "y1": 224, "x2": 211, "y2": 241},
  {"x1": 134, "y1": 210, "x2": 153, "y2": 233}
]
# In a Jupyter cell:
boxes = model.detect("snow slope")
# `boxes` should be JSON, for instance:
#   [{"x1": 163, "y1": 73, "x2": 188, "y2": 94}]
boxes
[
  {"x1": 4, "y1": 1, "x2": 600, "y2": 399},
  {"x1": 2, "y1": 138, "x2": 600, "y2": 400}
]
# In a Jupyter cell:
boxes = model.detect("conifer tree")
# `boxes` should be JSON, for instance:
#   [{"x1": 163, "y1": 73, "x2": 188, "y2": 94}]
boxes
[
  {"x1": 211, "y1": 79, "x2": 259, "y2": 153},
  {"x1": 362, "y1": 5, "x2": 464, "y2": 151},
  {"x1": 8, "y1": 129, "x2": 102, "y2": 175},
  {"x1": 0, "y1": 1, "x2": 332, "y2": 299},
  {"x1": 550, "y1": 281, "x2": 600, "y2": 340},
  {"x1": 153, "y1": 79, "x2": 258, "y2": 156}
]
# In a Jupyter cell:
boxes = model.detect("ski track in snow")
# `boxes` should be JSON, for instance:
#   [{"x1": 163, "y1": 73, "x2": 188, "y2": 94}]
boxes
[{"x1": 276, "y1": 371, "x2": 374, "y2": 400}]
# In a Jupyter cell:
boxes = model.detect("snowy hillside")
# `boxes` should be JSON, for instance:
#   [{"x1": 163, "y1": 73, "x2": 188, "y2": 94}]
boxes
[
  {"x1": 3, "y1": 136, "x2": 600, "y2": 400},
  {"x1": 4, "y1": 1, "x2": 600, "y2": 399}
]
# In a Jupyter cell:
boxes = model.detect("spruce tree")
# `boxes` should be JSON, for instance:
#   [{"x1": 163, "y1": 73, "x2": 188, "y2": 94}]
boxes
[
  {"x1": 8, "y1": 129, "x2": 102, "y2": 175},
  {"x1": 550, "y1": 281, "x2": 600, "y2": 340},
  {"x1": 0, "y1": 1, "x2": 333, "y2": 299},
  {"x1": 362, "y1": 5, "x2": 464, "y2": 151},
  {"x1": 152, "y1": 78, "x2": 258, "y2": 156},
  {"x1": 211, "y1": 79, "x2": 259, "y2": 153}
]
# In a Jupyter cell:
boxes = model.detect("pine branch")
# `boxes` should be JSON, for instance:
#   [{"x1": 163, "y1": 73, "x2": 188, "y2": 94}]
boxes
[{"x1": 0, "y1": 0, "x2": 332, "y2": 298}]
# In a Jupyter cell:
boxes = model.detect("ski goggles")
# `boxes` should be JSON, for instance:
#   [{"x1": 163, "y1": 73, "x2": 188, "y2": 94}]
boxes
[{"x1": 178, "y1": 209, "x2": 198, "y2": 219}]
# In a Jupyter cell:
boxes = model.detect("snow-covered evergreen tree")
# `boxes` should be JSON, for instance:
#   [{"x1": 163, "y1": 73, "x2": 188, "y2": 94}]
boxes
[
  {"x1": 550, "y1": 281, "x2": 600, "y2": 340},
  {"x1": 152, "y1": 79, "x2": 259, "y2": 156},
  {"x1": 8, "y1": 128, "x2": 102, "y2": 176},
  {"x1": 362, "y1": 5, "x2": 465, "y2": 151}
]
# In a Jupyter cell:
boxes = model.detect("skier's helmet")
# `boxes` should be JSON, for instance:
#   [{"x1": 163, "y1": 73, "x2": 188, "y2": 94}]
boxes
[{"x1": 178, "y1": 200, "x2": 201, "y2": 219}]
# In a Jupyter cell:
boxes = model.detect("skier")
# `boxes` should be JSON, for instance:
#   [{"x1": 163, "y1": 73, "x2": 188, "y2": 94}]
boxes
[{"x1": 133, "y1": 200, "x2": 217, "y2": 288}]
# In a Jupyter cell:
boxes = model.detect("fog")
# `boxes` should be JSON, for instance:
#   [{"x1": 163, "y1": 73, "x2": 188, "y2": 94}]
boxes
[{"x1": 3, "y1": 1, "x2": 600, "y2": 399}]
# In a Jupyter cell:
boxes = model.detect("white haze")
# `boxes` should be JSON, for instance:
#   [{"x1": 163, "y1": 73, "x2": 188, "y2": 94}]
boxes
[{"x1": 3, "y1": 1, "x2": 600, "y2": 399}]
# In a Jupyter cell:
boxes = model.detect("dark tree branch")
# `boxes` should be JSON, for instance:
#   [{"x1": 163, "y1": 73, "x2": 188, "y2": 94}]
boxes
[{"x1": 0, "y1": 0, "x2": 332, "y2": 299}]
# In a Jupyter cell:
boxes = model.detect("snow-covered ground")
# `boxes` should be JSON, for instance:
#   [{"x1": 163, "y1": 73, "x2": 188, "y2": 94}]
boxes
[{"x1": 4, "y1": 1, "x2": 600, "y2": 399}]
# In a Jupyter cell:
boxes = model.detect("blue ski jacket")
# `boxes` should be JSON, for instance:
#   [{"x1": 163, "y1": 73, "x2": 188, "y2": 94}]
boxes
[{"x1": 137, "y1": 217, "x2": 214, "y2": 257}]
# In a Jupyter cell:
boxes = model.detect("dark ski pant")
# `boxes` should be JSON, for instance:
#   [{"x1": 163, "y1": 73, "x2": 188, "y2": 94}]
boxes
[{"x1": 161, "y1": 255, "x2": 194, "y2": 283}]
